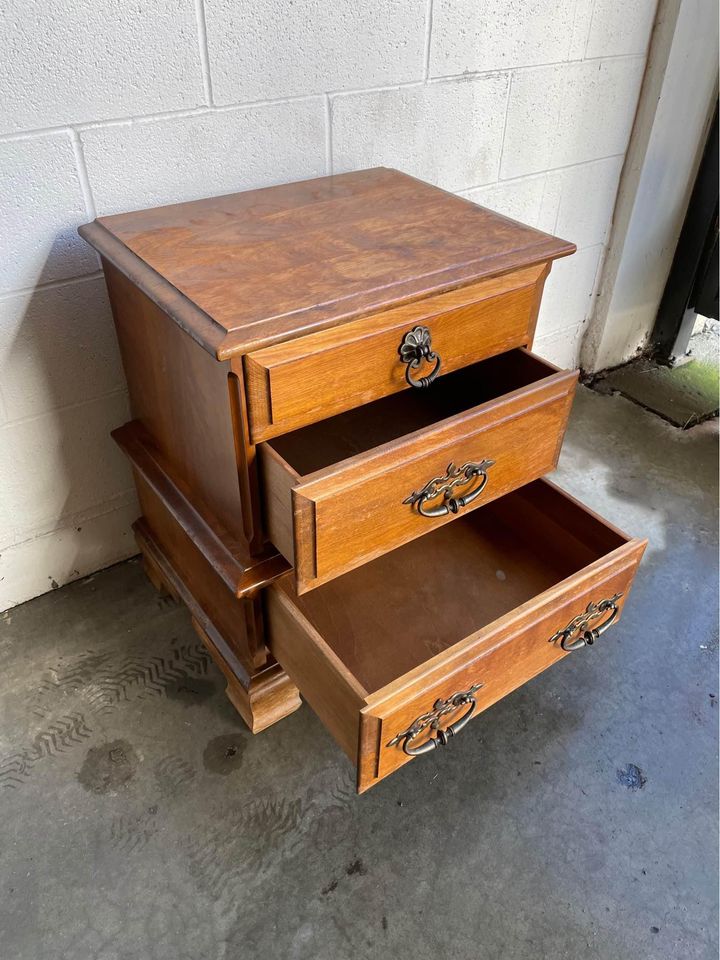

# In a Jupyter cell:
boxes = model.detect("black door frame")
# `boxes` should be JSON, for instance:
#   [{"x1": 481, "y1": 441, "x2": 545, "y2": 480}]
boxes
[{"x1": 651, "y1": 104, "x2": 718, "y2": 362}]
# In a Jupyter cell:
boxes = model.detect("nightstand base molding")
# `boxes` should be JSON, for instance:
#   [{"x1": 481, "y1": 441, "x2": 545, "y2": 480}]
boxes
[{"x1": 133, "y1": 518, "x2": 301, "y2": 734}]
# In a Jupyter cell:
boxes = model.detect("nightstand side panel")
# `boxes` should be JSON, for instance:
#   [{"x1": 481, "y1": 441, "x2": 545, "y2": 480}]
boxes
[{"x1": 103, "y1": 259, "x2": 255, "y2": 554}]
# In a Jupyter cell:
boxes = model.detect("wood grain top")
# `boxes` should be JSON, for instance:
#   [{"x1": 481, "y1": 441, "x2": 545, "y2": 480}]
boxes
[{"x1": 79, "y1": 167, "x2": 575, "y2": 358}]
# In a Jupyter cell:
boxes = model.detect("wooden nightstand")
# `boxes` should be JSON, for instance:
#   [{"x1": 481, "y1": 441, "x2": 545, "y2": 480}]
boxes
[{"x1": 80, "y1": 168, "x2": 646, "y2": 792}]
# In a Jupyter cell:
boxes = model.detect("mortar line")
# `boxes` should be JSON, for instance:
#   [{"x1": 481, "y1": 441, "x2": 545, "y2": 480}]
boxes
[
  {"x1": 70, "y1": 130, "x2": 97, "y2": 219},
  {"x1": 428, "y1": 51, "x2": 645, "y2": 85},
  {"x1": 423, "y1": 0, "x2": 434, "y2": 79},
  {"x1": 324, "y1": 94, "x2": 333, "y2": 175},
  {"x1": 460, "y1": 152, "x2": 625, "y2": 195},
  {"x1": 496, "y1": 70, "x2": 513, "y2": 181},
  {"x1": 535, "y1": 319, "x2": 587, "y2": 341},
  {"x1": 327, "y1": 79, "x2": 425, "y2": 104},
  {"x1": 0, "y1": 387, "x2": 129, "y2": 430},
  {"x1": 194, "y1": 0, "x2": 214, "y2": 106},
  {"x1": 0, "y1": 489, "x2": 139, "y2": 555},
  {"x1": 0, "y1": 53, "x2": 646, "y2": 145},
  {"x1": 0, "y1": 270, "x2": 104, "y2": 302},
  {"x1": 584, "y1": 0, "x2": 599, "y2": 58}
]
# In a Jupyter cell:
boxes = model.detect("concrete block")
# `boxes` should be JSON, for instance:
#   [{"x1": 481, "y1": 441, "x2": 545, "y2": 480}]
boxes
[
  {"x1": 463, "y1": 173, "x2": 561, "y2": 234},
  {"x1": 0, "y1": 277, "x2": 124, "y2": 422},
  {"x1": 332, "y1": 75, "x2": 509, "y2": 191},
  {"x1": 466, "y1": 156, "x2": 623, "y2": 250},
  {"x1": 81, "y1": 100, "x2": 327, "y2": 216},
  {"x1": 430, "y1": 0, "x2": 594, "y2": 77},
  {"x1": 204, "y1": 0, "x2": 426, "y2": 104},
  {"x1": 501, "y1": 58, "x2": 646, "y2": 179},
  {"x1": 1, "y1": 0, "x2": 205, "y2": 133},
  {"x1": 0, "y1": 496, "x2": 138, "y2": 610},
  {"x1": 554, "y1": 156, "x2": 624, "y2": 249},
  {"x1": 536, "y1": 244, "x2": 604, "y2": 337},
  {"x1": 534, "y1": 322, "x2": 585, "y2": 369},
  {"x1": 0, "y1": 392, "x2": 133, "y2": 544},
  {"x1": 0, "y1": 134, "x2": 97, "y2": 294},
  {"x1": 586, "y1": 0, "x2": 657, "y2": 58}
]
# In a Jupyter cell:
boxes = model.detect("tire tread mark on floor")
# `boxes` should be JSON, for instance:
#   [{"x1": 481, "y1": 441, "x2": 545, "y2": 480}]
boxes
[
  {"x1": 31, "y1": 642, "x2": 211, "y2": 718},
  {"x1": 185, "y1": 798, "x2": 306, "y2": 911},
  {"x1": 4, "y1": 642, "x2": 210, "y2": 792},
  {"x1": 154, "y1": 755, "x2": 196, "y2": 796},
  {"x1": 0, "y1": 713, "x2": 92, "y2": 790},
  {"x1": 110, "y1": 807, "x2": 159, "y2": 852}
]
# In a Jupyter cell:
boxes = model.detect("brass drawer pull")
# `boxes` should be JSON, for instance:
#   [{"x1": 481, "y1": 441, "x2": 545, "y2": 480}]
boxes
[
  {"x1": 399, "y1": 325, "x2": 441, "y2": 388},
  {"x1": 403, "y1": 459, "x2": 495, "y2": 518},
  {"x1": 549, "y1": 593, "x2": 623, "y2": 651},
  {"x1": 387, "y1": 683, "x2": 483, "y2": 755}
]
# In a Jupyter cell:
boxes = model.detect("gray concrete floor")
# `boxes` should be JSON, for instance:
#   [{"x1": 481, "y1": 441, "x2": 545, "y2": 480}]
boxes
[
  {"x1": 594, "y1": 327, "x2": 719, "y2": 428},
  {"x1": 1, "y1": 386, "x2": 718, "y2": 960}
]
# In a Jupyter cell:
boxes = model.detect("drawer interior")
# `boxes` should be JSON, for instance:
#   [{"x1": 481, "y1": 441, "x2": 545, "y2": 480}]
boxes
[
  {"x1": 275, "y1": 480, "x2": 627, "y2": 695},
  {"x1": 267, "y1": 348, "x2": 562, "y2": 476}
]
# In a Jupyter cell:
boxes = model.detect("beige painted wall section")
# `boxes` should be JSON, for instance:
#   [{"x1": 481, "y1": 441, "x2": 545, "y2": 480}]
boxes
[
  {"x1": 0, "y1": 0, "x2": 658, "y2": 609},
  {"x1": 582, "y1": 0, "x2": 719, "y2": 372}
]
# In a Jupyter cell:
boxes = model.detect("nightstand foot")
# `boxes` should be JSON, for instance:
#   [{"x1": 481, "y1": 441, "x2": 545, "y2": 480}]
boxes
[
  {"x1": 224, "y1": 662, "x2": 302, "y2": 734},
  {"x1": 190, "y1": 617, "x2": 301, "y2": 732},
  {"x1": 140, "y1": 542, "x2": 180, "y2": 603}
]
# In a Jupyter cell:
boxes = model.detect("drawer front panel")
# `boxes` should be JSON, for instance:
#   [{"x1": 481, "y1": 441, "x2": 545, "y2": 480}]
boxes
[
  {"x1": 292, "y1": 376, "x2": 576, "y2": 593},
  {"x1": 368, "y1": 552, "x2": 643, "y2": 787},
  {"x1": 245, "y1": 263, "x2": 548, "y2": 442}
]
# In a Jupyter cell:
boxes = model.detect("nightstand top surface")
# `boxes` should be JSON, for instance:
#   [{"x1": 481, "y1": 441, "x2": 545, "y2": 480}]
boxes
[{"x1": 81, "y1": 167, "x2": 574, "y2": 358}]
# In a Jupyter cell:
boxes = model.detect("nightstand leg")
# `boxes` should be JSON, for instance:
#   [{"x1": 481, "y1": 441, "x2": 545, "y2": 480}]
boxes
[{"x1": 224, "y1": 660, "x2": 302, "y2": 733}]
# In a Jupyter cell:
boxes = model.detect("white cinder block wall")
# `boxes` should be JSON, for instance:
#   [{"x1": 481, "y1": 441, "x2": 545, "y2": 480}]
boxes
[{"x1": 0, "y1": 0, "x2": 657, "y2": 609}]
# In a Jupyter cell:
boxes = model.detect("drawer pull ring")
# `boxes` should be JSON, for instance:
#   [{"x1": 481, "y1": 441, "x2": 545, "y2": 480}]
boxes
[
  {"x1": 549, "y1": 593, "x2": 623, "y2": 652},
  {"x1": 387, "y1": 683, "x2": 483, "y2": 756},
  {"x1": 403, "y1": 459, "x2": 495, "y2": 518},
  {"x1": 399, "y1": 325, "x2": 441, "y2": 388}
]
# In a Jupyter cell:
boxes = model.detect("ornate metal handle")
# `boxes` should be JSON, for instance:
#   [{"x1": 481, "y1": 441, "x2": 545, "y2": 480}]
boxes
[
  {"x1": 387, "y1": 683, "x2": 483, "y2": 756},
  {"x1": 548, "y1": 593, "x2": 623, "y2": 652},
  {"x1": 403, "y1": 459, "x2": 495, "y2": 518},
  {"x1": 399, "y1": 325, "x2": 441, "y2": 388}
]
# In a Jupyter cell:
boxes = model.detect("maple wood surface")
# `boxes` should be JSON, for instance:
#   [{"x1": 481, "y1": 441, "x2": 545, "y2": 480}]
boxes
[
  {"x1": 266, "y1": 479, "x2": 647, "y2": 790},
  {"x1": 270, "y1": 349, "x2": 567, "y2": 474},
  {"x1": 113, "y1": 420, "x2": 288, "y2": 597},
  {"x1": 275, "y1": 480, "x2": 628, "y2": 692},
  {"x1": 82, "y1": 168, "x2": 574, "y2": 357},
  {"x1": 103, "y1": 260, "x2": 253, "y2": 552},
  {"x1": 77, "y1": 167, "x2": 649, "y2": 769},
  {"x1": 261, "y1": 349, "x2": 577, "y2": 592},
  {"x1": 244, "y1": 262, "x2": 548, "y2": 442},
  {"x1": 134, "y1": 519, "x2": 301, "y2": 732}
]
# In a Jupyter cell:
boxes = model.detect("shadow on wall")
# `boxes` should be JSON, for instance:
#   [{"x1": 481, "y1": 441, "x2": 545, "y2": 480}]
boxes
[{"x1": 0, "y1": 248, "x2": 138, "y2": 610}]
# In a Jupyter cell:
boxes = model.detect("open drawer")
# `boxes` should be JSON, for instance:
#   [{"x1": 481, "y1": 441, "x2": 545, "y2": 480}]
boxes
[
  {"x1": 259, "y1": 348, "x2": 577, "y2": 593},
  {"x1": 265, "y1": 479, "x2": 647, "y2": 792}
]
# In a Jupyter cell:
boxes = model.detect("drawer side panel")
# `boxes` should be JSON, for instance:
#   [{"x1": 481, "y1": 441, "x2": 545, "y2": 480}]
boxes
[{"x1": 265, "y1": 584, "x2": 367, "y2": 761}]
